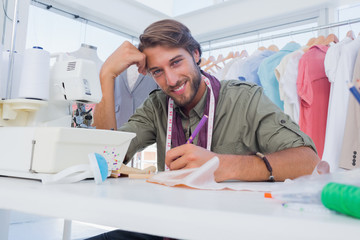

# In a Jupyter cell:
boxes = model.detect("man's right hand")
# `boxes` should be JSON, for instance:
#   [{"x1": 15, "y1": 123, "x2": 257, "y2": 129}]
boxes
[{"x1": 100, "y1": 41, "x2": 147, "y2": 81}]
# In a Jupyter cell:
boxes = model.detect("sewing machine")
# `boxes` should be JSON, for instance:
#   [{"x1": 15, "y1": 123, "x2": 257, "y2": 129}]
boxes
[{"x1": 0, "y1": 54, "x2": 135, "y2": 180}]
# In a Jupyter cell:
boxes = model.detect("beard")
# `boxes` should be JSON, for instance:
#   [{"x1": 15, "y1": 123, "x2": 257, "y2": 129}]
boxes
[{"x1": 168, "y1": 66, "x2": 202, "y2": 107}]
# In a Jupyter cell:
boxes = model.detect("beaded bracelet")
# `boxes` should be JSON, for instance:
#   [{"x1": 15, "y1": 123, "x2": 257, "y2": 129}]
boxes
[{"x1": 255, "y1": 152, "x2": 275, "y2": 182}]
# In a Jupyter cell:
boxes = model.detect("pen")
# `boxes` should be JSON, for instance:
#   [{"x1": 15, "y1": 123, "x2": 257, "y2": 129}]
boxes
[{"x1": 187, "y1": 115, "x2": 208, "y2": 144}]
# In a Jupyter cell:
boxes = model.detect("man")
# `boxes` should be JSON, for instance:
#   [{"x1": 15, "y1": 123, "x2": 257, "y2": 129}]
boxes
[{"x1": 90, "y1": 18, "x2": 319, "y2": 240}]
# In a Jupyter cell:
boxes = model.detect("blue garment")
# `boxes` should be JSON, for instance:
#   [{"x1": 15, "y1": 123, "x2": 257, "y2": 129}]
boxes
[
  {"x1": 257, "y1": 42, "x2": 301, "y2": 110},
  {"x1": 114, "y1": 70, "x2": 158, "y2": 128},
  {"x1": 238, "y1": 50, "x2": 275, "y2": 86}
]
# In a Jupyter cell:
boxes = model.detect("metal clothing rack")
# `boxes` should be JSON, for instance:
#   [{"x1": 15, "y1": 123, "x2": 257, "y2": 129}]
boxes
[{"x1": 202, "y1": 17, "x2": 360, "y2": 52}]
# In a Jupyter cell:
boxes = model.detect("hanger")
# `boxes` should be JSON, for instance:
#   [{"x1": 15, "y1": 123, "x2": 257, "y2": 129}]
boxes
[
  {"x1": 346, "y1": 30, "x2": 355, "y2": 40},
  {"x1": 216, "y1": 54, "x2": 224, "y2": 63},
  {"x1": 225, "y1": 51, "x2": 235, "y2": 60},
  {"x1": 306, "y1": 37, "x2": 316, "y2": 46},
  {"x1": 314, "y1": 35, "x2": 325, "y2": 45},
  {"x1": 239, "y1": 50, "x2": 248, "y2": 58},
  {"x1": 268, "y1": 44, "x2": 279, "y2": 52},
  {"x1": 200, "y1": 56, "x2": 216, "y2": 68},
  {"x1": 323, "y1": 33, "x2": 339, "y2": 46},
  {"x1": 204, "y1": 55, "x2": 222, "y2": 73}
]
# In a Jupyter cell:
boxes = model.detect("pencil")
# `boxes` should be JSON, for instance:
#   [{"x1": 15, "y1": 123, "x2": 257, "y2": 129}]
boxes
[{"x1": 187, "y1": 115, "x2": 208, "y2": 144}]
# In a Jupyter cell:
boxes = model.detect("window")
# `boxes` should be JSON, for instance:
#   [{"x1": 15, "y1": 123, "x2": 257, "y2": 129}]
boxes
[
  {"x1": 26, "y1": 5, "x2": 133, "y2": 61},
  {"x1": 338, "y1": 3, "x2": 360, "y2": 39}
]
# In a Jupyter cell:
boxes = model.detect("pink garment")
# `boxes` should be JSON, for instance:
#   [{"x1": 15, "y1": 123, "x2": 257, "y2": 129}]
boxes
[{"x1": 297, "y1": 45, "x2": 330, "y2": 158}]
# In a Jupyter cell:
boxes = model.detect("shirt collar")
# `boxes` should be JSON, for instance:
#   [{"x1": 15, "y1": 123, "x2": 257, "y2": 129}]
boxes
[
  {"x1": 280, "y1": 42, "x2": 301, "y2": 52},
  {"x1": 309, "y1": 44, "x2": 329, "y2": 53}
]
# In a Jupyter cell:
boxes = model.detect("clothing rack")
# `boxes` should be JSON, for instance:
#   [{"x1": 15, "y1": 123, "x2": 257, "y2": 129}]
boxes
[{"x1": 202, "y1": 17, "x2": 360, "y2": 52}]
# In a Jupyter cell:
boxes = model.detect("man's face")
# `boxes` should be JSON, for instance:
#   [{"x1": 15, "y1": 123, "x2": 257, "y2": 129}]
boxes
[{"x1": 144, "y1": 46, "x2": 203, "y2": 110}]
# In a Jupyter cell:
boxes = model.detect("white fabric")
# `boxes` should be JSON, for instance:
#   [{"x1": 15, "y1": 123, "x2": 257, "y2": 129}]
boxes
[
  {"x1": 41, "y1": 164, "x2": 93, "y2": 184},
  {"x1": 322, "y1": 36, "x2": 360, "y2": 172},
  {"x1": 127, "y1": 64, "x2": 140, "y2": 91},
  {"x1": 224, "y1": 57, "x2": 247, "y2": 80},
  {"x1": 148, "y1": 157, "x2": 282, "y2": 192},
  {"x1": 323, "y1": 37, "x2": 352, "y2": 120},
  {"x1": 275, "y1": 50, "x2": 292, "y2": 120},
  {"x1": 277, "y1": 49, "x2": 304, "y2": 123}
]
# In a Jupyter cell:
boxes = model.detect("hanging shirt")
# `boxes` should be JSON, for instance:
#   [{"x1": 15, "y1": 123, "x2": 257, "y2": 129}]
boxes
[
  {"x1": 275, "y1": 49, "x2": 304, "y2": 123},
  {"x1": 258, "y1": 42, "x2": 301, "y2": 110},
  {"x1": 339, "y1": 49, "x2": 360, "y2": 170},
  {"x1": 114, "y1": 71, "x2": 158, "y2": 128},
  {"x1": 323, "y1": 37, "x2": 352, "y2": 130},
  {"x1": 127, "y1": 64, "x2": 140, "y2": 91},
  {"x1": 297, "y1": 45, "x2": 330, "y2": 159},
  {"x1": 238, "y1": 50, "x2": 275, "y2": 86},
  {"x1": 321, "y1": 36, "x2": 360, "y2": 171},
  {"x1": 223, "y1": 57, "x2": 247, "y2": 80}
]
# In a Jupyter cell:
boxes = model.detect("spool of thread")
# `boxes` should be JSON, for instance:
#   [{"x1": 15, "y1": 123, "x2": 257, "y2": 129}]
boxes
[
  {"x1": 18, "y1": 46, "x2": 50, "y2": 100},
  {"x1": 321, "y1": 182, "x2": 360, "y2": 219}
]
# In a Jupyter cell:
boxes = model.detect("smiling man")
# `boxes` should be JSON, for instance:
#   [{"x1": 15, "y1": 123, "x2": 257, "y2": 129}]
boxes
[
  {"x1": 94, "y1": 19, "x2": 319, "y2": 182},
  {"x1": 90, "y1": 18, "x2": 320, "y2": 240}
]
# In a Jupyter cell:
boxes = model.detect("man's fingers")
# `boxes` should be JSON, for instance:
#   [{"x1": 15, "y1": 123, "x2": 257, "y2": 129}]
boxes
[{"x1": 168, "y1": 156, "x2": 187, "y2": 170}]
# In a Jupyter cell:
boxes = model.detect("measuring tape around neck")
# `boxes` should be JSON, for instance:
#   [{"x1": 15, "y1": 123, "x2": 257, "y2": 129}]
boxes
[{"x1": 164, "y1": 75, "x2": 215, "y2": 170}]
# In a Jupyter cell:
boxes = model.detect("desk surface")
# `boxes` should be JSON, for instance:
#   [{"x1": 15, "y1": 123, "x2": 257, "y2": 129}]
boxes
[{"x1": 0, "y1": 176, "x2": 359, "y2": 240}]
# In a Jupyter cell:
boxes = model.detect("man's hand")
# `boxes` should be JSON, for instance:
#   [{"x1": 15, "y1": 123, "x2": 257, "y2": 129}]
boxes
[
  {"x1": 165, "y1": 144, "x2": 217, "y2": 170},
  {"x1": 100, "y1": 41, "x2": 147, "y2": 80},
  {"x1": 93, "y1": 41, "x2": 147, "y2": 130}
]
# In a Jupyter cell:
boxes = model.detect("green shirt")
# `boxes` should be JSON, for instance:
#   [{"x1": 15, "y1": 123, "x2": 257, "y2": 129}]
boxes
[{"x1": 119, "y1": 80, "x2": 316, "y2": 171}]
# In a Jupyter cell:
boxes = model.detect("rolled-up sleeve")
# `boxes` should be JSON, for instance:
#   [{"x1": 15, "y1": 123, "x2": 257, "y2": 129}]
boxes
[{"x1": 248, "y1": 86, "x2": 317, "y2": 154}]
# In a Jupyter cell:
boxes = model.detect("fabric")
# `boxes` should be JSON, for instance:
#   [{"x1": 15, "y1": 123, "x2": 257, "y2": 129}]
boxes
[
  {"x1": 339, "y1": 45, "x2": 360, "y2": 170},
  {"x1": 222, "y1": 57, "x2": 247, "y2": 80},
  {"x1": 148, "y1": 157, "x2": 282, "y2": 191},
  {"x1": 216, "y1": 57, "x2": 241, "y2": 80},
  {"x1": 114, "y1": 71, "x2": 158, "y2": 128},
  {"x1": 126, "y1": 64, "x2": 140, "y2": 91},
  {"x1": 322, "y1": 37, "x2": 360, "y2": 171},
  {"x1": 297, "y1": 45, "x2": 330, "y2": 159},
  {"x1": 119, "y1": 74, "x2": 316, "y2": 171},
  {"x1": 276, "y1": 49, "x2": 304, "y2": 123},
  {"x1": 322, "y1": 37, "x2": 352, "y2": 149},
  {"x1": 238, "y1": 50, "x2": 275, "y2": 86},
  {"x1": 171, "y1": 71, "x2": 221, "y2": 148},
  {"x1": 258, "y1": 42, "x2": 301, "y2": 109}
]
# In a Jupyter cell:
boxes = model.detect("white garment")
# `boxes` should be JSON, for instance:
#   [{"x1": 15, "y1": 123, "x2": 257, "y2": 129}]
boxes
[
  {"x1": 276, "y1": 49, "x2": 304, "y2": 123},
  {"x1": 322, "y1": 36, "x2": 360, "y2": 172},
  {"x1": 223, "y1": 57, "x2": 247, "y2": 80},
  {"x1": 217, "y1": 57, "x2": 237, "y2": 80},
  {"x1": 323, "y1": 37, "x2": 353, "y2": 118},
  {"x1": 126, "y1": 64, "x2": 140, "y2": 91}
]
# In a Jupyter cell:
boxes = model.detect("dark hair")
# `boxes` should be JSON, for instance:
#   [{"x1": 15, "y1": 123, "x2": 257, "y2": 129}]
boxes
[{"x1": 138, "y1": 19, "x2": 202, "y2": 65}]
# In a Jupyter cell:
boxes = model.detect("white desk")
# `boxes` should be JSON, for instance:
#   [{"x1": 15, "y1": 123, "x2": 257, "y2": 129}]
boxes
[{"x1": 0, "y1": 176, "x2": 359, "y2": 240}]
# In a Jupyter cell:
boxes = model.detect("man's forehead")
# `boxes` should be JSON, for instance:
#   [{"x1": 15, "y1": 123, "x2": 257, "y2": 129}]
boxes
[{"x1": 144, "y1": 46, "x2": 188, "y2": 66}]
